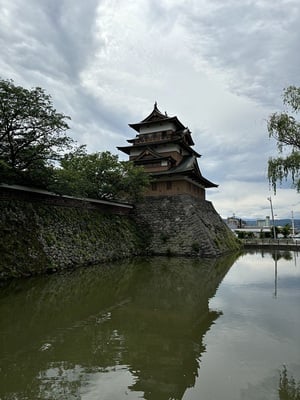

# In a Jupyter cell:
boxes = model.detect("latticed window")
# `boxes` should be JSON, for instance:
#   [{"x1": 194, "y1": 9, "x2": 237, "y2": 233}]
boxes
[{"x1": 166, "y1": 181, "x2": 172, "y2": 190}]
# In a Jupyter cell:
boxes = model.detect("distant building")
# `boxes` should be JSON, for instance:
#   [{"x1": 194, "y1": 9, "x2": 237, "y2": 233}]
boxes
[
  {"x1": 118, "y1": 103, "x2": 217, "y2": 200},
  {"x1": 257, "y1": 216, "x2": 270, "y2": 228},
  {"x1": 229, "y1": 216, "x2": 273, "y2": 237},
  {"x1": 226, "y1": 216, "x2": 245, "y2": 229}
]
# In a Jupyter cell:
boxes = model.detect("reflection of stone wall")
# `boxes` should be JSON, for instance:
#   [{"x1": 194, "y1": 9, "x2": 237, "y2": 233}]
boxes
[
  {"x1": 119, "y1": 255, "x2": 237, "y2": 400},
  {"x1": 0, "y1": 254, "x2": 239, "y2": 400},
  {"x1": 134, "y1": 194, "x2": 240, "y2": 257}
]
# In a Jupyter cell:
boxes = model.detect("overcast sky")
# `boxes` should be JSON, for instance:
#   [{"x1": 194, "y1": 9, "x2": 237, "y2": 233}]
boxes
[{"x1": 1, "y1": 0, "x2": 299, "y2": 219}]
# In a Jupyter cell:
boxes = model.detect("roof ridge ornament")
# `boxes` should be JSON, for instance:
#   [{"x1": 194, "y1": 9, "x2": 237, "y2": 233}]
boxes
[{"x1": 153, "y1": 102, "x2": 168, "y2": 117}]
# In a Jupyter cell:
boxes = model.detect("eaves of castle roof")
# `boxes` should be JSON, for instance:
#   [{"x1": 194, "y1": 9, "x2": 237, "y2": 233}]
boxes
[{"x1": 151, "y1": 155, "x2": 218, "y2": 188}]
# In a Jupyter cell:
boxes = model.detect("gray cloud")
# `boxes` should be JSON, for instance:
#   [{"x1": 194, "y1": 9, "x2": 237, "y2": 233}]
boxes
[
  {"x1": 181, "y1": 0, "x2": 300, "y2": 106},
  {"x1": 1, "y1": 0, "x2": 299, "y2": 218},
  {"x1": 0, "y1": 0, "x2": 100, "y2": 82}
]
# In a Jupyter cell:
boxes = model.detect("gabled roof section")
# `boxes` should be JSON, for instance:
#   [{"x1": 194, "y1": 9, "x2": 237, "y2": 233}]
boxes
[
  {"x1": 129, "y1": 102, "x2": 186, "y2": 132},
  {"x1": 151, "y1": 155, "x2": 218, "y2": 188},
  {"x1": 134, "y1": 147, "x2": 176, "y2": 166},
  {"x1": 140, "y1": 102, "x2": 167, "y2": 123},
  {"x1": 135, "y1": 147, "x2": 165, "y2": 161}
]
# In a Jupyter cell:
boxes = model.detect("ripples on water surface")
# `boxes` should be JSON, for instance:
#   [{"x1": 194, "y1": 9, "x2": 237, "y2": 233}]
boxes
[{"x1": 0, "y1": 251, "x2": 299, "y2": 400}]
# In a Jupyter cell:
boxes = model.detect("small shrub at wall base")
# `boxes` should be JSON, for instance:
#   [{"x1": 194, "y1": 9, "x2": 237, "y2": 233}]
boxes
[
  {"x1": 160, "y1": 233, "x2": 169, "y2": 243},
  {"x1": 191, "y1": 242, "x2": 200, "y2": 253}
]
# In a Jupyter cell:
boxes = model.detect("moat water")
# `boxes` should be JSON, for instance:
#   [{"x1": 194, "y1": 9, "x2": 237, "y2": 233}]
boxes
[{"x1": 0, "y1": 251, "x2": 299, "y2": 400}]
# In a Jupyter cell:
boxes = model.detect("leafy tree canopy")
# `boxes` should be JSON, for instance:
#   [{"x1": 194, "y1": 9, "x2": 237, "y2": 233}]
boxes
[
  {"x1": 279, "y1": 365, "x2": 300, "y2": 400},
  {"x1": 0, "y1": 78, "x2": 73, "y2": 186},
  {"x1": 50, "y1": 147, "x2": 150, "y2": 202},
  {"x1": 0, "y1": 78, "x2": 149, "y2": 201},
  {"x1": 268, "y1": 86, "x2": 300, "y2": 192}
]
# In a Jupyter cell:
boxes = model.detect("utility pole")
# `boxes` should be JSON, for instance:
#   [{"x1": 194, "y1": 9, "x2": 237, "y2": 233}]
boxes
[
  {"x1": 291, "y1": 210, "x2": 295, "y2": 237},
  {"x1": 267, "y1": 197, "x2": 276, "y2": 239}
]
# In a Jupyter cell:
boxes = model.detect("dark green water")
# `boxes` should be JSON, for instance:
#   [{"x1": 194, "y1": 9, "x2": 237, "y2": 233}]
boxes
[{"x1": 0, "y1": 251, "x2": 299, "y2": 400}]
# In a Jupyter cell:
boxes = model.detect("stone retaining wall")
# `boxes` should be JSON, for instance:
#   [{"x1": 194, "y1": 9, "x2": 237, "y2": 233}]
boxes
[
  {"x1": 0, "y1": 184, "x2": 133, "y2": 214},
  {"x1": 133, "y1": 194, "x2": 239, "y2": 257},
  {"x1": 0, "y1": 198, "x2": 145, "y2": 281},
  {"x1": 0, "y1": 188, "x2": 240, "y2": 281}
]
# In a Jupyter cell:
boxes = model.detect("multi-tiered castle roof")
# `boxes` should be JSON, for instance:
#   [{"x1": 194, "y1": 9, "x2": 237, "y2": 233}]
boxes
[{"x1": 118, "y1": 103, "x2": 217, "y2": 200}]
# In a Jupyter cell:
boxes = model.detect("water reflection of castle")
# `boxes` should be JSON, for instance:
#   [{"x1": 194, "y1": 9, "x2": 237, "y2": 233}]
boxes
[
  {"x1": 0, "y1": 254, "x2": 238, "y2": 400},
  {"x1": 109, "y1": 255, "x2": 237, "y2": 399}
]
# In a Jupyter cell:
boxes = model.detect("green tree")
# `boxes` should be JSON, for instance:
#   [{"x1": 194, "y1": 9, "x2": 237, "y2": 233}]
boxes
[
  {"x1": 0, "y1": 78, "x2": 73, "y2": 187},
  {"x1": 270, "y1": 225, "x2": 280, "y2": 239},
  {"x1": 279, "y1": 365, "x2": 300, "y2": 400},
  {"x1": 51, "y1": 149, "x2": 150, "y2": 202},
  {"x1": 281, "y1": 223, "x2": 291, "y2": 238},
  {"x1": 268, "y1": 86, "x2": 300, "y2": 193}
]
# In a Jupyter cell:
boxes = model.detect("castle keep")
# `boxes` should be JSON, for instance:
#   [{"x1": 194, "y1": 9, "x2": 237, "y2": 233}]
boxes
[
  {"x1": 118, "y1": 103, "x2": 217, "y2": 200},
  {"x1": 119, "y1": 104, "x2": 238, "y2": 257}
]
